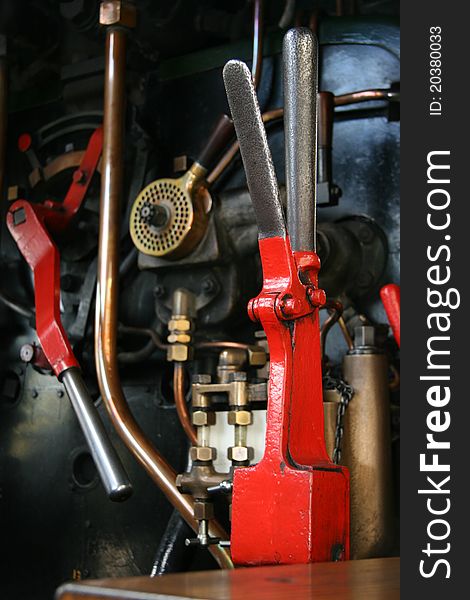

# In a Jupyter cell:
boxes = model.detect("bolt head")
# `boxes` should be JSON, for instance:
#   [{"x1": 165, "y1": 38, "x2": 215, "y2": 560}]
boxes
[
  {"x1": 192, "y1": 411, "x2": 216, "y2": 426},
  {"x1": 307, "y1": 287, "x2": 326, "y2": 307},
  {"x1": 227, "y1": 410, "x2": 252, "y2": 426},
  {"x1": 228, "y1": 446, "x2": 254, "y2": 462},
  {"x1": 190, "y1": 446, "x2": 216, "y2": 462},
  {"x1": 20, "y1": 344, "x2": 34, "y2": 363}
]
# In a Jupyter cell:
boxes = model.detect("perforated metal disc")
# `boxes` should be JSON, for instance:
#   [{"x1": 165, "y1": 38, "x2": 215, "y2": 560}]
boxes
[{"x1": 130, "y1": 178, "x2": 194, "y2": 257}]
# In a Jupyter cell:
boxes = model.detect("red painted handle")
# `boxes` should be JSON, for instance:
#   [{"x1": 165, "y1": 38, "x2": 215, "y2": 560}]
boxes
[{"x1": 380, "y1": 284, "x2": 400, "y2": 347}]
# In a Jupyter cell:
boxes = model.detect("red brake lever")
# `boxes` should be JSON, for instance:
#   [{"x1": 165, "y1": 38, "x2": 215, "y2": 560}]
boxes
[
  {"x1": 7, "y1": 128, "x2": 132, "y2": 501},
  {"x1": 380, "y1": 283, "x2": 400, "y2": 347},
  {"x1": 224, "y1": 33, "x2": 349, "y2": 566}
]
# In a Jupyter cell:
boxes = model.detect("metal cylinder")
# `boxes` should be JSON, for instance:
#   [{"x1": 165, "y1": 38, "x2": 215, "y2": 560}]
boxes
[
  {"x1": 342, "y1": 350, "x2": 394, "y2": 559},
  {"x1": 94, "y1": 23, "x2": 232, "y2": 569},
  {"x1": 62, "y1": 367, "x2": 132, "y2": 501}
]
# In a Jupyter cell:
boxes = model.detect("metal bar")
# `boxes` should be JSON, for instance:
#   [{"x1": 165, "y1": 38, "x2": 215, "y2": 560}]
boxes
[
  {"x1": 94, "y1": 23, "x2": 232, "y2": 569},
  {"x1": 283, "y1": 28, "x2": 318, "y2": 252},
  {"x1": 223, "y1": 60, "x2": 285, "y2": 240},
  {"x1": 62, "y1": 367, "x2": 132, "y2": 501}
]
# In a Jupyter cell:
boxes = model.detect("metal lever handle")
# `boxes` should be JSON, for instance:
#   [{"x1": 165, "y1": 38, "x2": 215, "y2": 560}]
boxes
[
  {"x1": 62, "y1": 367, "x2": 132, "y2": 501},
  {"x1": 223, "y1": 60, "x2": 286, "y2": 240},
  {"x1": 283, "y1": 28, "x2": 318, "y2": 252}
]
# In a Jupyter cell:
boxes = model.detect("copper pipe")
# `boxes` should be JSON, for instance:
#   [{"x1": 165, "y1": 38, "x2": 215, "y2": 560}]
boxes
[
  {"x1": 207, "y1": 108, "x2": 283, "y2": 184},
  {"x1": 174, "y1": 363, "x2": 198, "y2": 446},
  {"x1": 252, "y1": 0, "x2": 264, "y2": 88},
  {"x1": 334, "y1": 89, "x2": 400, "y2": 106},
  {"x1": 197, "y1": 341, "x2": 251, "y2": 350},
  {"x1": 207, "y1": 87, "x2": 399, "y2": 184},
  {"x1": 94, "y1": 24, "x2": 232, "y2": 569},
  {"x1": 320, "y1": 300, "x2": 343, "y2": 359},
  {"x1": 338, "y1": 315, "x2": 354, "y2": 350},
  {"x1": 0, "y1": 57, "x2": 7, "y2": 202},
  {"x1": 336, "y1": 0, "x2": 345, "y2": 16}
]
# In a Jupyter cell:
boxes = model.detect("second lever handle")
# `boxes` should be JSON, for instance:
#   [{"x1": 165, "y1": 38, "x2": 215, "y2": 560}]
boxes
[{"x1": 62, "y1": 367, "x2": 133, "y2": 502}]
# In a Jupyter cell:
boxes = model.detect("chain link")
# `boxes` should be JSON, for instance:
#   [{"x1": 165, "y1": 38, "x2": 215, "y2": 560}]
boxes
[{"x1": 323, "y1": 374, "x2": 354, "y2": 465}]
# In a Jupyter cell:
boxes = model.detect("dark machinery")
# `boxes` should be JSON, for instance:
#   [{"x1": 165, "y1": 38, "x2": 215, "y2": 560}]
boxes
[{"x1": 0, "y1": 1, "x2": 400, "y2": 598}]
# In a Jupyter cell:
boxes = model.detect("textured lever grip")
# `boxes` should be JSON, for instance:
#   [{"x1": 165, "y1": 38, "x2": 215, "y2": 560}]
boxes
[
  {"x1": 62, "y1": 367, "x2": 133, "y2": 501},
  {"x1": 283, "y1": 28, "x2": 318, "y2": 252},
  {"x1": 223, "y1": 59, "x2": 286, "y2": 240},
  {"x1": 380, "y1": 284, "x2": 400, "y2": 347}
]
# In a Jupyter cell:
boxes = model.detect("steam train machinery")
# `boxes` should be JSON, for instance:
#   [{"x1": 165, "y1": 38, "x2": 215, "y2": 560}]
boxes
[{"x1": 0, "y1": 1, "x2": 399, "y2": 597}]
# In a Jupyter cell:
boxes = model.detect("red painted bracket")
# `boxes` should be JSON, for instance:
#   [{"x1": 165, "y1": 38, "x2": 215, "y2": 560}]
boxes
[
  {"x1": 380, "y1": 284, "x2": 400, "y2": 347},
  {"x1": 231, "y1": 235, "x2": 350, "y2": 565},
  {"x1": 6, "y1": 128, "x2": 103, "y2": 376}
]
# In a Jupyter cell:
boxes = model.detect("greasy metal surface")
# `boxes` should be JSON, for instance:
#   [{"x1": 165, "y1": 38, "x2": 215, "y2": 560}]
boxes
[
  {"x1": 56, "y1": 556, "x2": 400, "y2": 600},
  {"x1": 342, "y1": 352, "x2": 394, "y2": 559},
  {"x1": 283, "y1": 28, "x2": 318, "y2": 251},
  {"x1": 223, "y1": 60, "x2": 286, "y2": 240},
  {"x1": 94, "y1": 25, "x2": 232, "y2": 569},
  {"x1": 62, "y1": 367, "x2": 132, "y2": 501}
]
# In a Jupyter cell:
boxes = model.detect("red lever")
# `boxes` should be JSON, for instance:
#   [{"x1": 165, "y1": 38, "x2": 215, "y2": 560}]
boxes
[
  {"x1": 6, "y1": 128, "x2": 132, "y2": 501},
  {"x1": 380, "y1": 284, "x2": 400, "y2": 347}
]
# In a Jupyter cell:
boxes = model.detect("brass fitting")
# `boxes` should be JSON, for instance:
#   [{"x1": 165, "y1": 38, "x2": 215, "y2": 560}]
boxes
[
  {"x1": 190, "y1": 446, "x2": 217, "y2": 463},
  {"x1": 193, "y1": 411, "x2": 216, "y2": 427},
  {"x1": 167, "y1": 289, "x2": 195, "y2": 363},
  {"x1": 193, "y1": 500, "x2": 214, "y2": 521},
  {"x1": 99, "y1": 1, "x2": 137, "y2": 27},
  {"x1": 227, "y1": 410, "x2": 252, "y2": 426},
  {"x1": 228, "y1": 446, "x2": 254, "y2": 463}
]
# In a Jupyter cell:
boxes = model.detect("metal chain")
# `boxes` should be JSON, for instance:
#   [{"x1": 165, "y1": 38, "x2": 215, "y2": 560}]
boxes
[{"x1": 323, "y1": 374, "x2": 354, "y2": 465}]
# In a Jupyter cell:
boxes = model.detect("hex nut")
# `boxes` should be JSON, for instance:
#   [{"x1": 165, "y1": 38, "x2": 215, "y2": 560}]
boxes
[
  {"x1": 227, "y1": 410, "x2": 252, "y2": 426},
  {"x1": 167, "y1": 344, "x2": 190, "y2": 362},
  {"x1": 193, "y1": 501, "x2": 214, "y2": 521},
  {"x1": 192, "y1": 411, "x2": 216, "y2": 426},
  {"x1": 190, "y1": 446, "x2": 217, "y2": 462},
  {"x1": 228, "y1": 446, "x2": 254, "y2": 462},
  {"x1": 247, "y1": 346, "x2": 267, "y2": 367},
  {"x1": 175, "y1": 474, "x2": 184, "y2": 491},
  {"x1": 168, "y1": 319, "x2": 191, "y2": 332},
  {"x1": 167, "y1": 333, "x2": 191, "y2": 344},
  {"x1": 99, "y1": 1, "x2": 137, "y2": 27}
]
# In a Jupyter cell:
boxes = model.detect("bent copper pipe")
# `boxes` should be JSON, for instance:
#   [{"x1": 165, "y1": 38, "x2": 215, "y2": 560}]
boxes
[
  {"x1": 94, "y1": 25, "x2": 232, "y2": 569},
  {"x1": 208, "y1": 86, "x2": 399, "y2": 185},
  {"x1": 173, "y1": 363, "x2": 198, "y2": 446}
]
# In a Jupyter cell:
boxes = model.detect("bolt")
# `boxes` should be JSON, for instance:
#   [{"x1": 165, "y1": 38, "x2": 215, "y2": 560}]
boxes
[
  {"x1": 201, "y1": 278, "x2": 216, "y2": 294},
  {"x1": 57, "y1": 390, "x2": 64, "y2": 398},
  {"x1": 72, "y1": 169, "x2": 86, "y2": 184},
  {"x1": 154, "y1": 285, "x2": 165, "y2": 299},
  {"x1": 31, "y1": 389, "x2": 39, "y2": 399},
  {"x1": 20, "y1": 344, "x2": 35, "y2": 363},
  {"x1": 307, "y1": 287, "x2": 326, "y2": 308},
  {"x1": 279, "y1": 295, "x2": 301, "y2": 317}
]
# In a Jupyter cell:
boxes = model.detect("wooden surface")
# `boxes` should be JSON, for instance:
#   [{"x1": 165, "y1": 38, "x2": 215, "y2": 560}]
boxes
[{"x1": 56, "y1": 557, "x2": 399, "y2": 600}]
